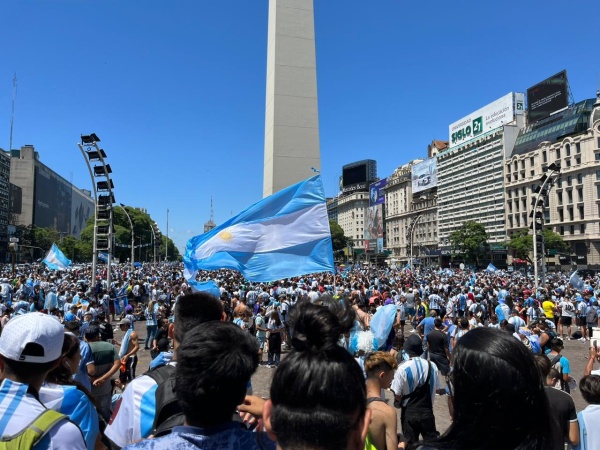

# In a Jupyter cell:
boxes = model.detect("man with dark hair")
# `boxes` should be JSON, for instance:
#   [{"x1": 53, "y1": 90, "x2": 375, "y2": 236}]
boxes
[
  {"x1": 105, "y1": 291, "x2": 225, "y2": 448},
  {"x1": 64, "y1": 319, "x2": 96, "y2": 391},
  {"x1": 392, "y1": 334, "x2": 442, "y2": 445},
  {"x1": 427, "y1": 318, "x2": 451, "y2": 376},
  {"x1": 0, "y1": 313, "x2": 86, "y2": 449},
  {"x1": 125, "y1": 321, "x2": 273, "y2": 449},
  {"x1": 85, "y1": 325, "x2": 121, "y2": 421},
  {"x1": 533, "y1": 353, "x2": 579, "y2": 448}
]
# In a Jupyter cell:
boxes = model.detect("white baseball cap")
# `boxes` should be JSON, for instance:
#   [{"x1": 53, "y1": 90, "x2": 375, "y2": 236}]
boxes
[{"x1": 0, "y1": 313, "x2": 64, "y2": 363}]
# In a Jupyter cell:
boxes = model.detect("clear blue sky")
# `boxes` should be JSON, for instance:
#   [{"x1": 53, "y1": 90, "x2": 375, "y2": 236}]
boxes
[{"x1": 1, "y1": 0, "x2": 599, "y2": 253}]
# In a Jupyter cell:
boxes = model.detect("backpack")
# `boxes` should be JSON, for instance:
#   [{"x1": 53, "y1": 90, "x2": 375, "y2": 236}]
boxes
[
  {"x1": 0, "y1": 409, "x2": 67, "y2": 449},
  {"x1": 549, "y1": 353, "x2": 569, "y2": 393},
  {"x1": 586, "y1": 307, "x2": 598, "y2": 324},
  {"x1": 145, "y1": 364, "x2": 183, "y2": 438}
]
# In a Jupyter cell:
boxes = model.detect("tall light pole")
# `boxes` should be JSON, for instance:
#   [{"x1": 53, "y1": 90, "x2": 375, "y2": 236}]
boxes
[
  {"x1": 408, "y1": 213, "x2": 424, "y2": 268},
  {"x1": 531, "y1": 162, "x2": 561, "y2": 291},
  {"x1": 119, "y1": 204, "x2": 135, "y2": 271},
  {"x1": 78, "y1": 134, "x2": 114, "y2": 290},
  {"x1": 165, "y1": 208, "x2": 169, "y2": 262}
]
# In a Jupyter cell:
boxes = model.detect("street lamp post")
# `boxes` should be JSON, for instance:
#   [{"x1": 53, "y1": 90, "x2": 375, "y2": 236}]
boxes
[
  {"x1": 531, "y1": 162, "x2": 561, "y2": 291},
  {"x1": 408, "y1": 213, "x2": 424, "y2": 268},
  {"x1": 119, "y1": 204, "x2": 135, "y2": 271}
]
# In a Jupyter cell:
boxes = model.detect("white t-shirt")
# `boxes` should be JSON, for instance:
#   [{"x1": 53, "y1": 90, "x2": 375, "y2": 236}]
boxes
[{"x1": 559, "y1": 301, "x2": 575, "y2": 318}]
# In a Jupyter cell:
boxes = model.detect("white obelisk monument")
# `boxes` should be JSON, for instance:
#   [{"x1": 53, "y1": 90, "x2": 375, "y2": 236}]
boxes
[{"x1": 263, "y1": 0, "x2": 321, "y2": 197}]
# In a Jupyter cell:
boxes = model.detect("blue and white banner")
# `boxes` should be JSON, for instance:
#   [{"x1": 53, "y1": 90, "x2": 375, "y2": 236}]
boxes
[
  {"x1": 569, "y1": 270, "x2": 584, "y2": 291},
  {"x1": 42, "y1": 243, "x2": 72, "y2": 270},
  {"x1": 486, "y1": 263, "x2": 498, "y2": 273},
  {"x1": 98, "y1": 252, "x2": 109, "y2": 263},
  {"x1": 184, "y1": 175, "x2": 334, "y2": 282}
]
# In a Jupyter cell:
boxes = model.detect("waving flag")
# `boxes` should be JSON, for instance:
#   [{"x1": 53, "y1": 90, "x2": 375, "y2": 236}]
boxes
[
  {"x1": 569, "y1": 270, "x2": 584, "y2": 291},
  {"x1": 42, "y1": 243, "x2": 71, "y2": 270},
  {"x1": 188, "y1": 279, "x2": 221, "y2": 298},
  {"x1": 486, "y1": 263, "x2": 498, "y2": 273},
  {"x1": 184, "y1": 175, "x2": 334, "y2": 282}
]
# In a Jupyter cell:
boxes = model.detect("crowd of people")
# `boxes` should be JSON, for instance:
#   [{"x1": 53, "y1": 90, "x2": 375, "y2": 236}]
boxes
[{"x1": 0, "y1": 262, "x2": 599, "y2": 449}]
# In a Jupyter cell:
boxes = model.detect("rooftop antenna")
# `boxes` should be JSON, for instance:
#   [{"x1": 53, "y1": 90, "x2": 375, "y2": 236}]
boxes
[{"x1": 9, "y1": 74, "x2": 16, "y2": 151}]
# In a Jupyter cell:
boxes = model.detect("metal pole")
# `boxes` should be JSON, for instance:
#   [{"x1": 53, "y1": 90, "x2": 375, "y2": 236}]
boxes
[
  {"x1": 409, "y1": 213, "x2": 423, "y2": 268},
  {"x1": 533, "y1": 171, "x2": 558, "y2": 291},
  {"x1": 119, "y1": 205, "x2": 135, "y2": 271},
  {"x1": 165, "y1": 209, "x2": 169, "y2": 262}
]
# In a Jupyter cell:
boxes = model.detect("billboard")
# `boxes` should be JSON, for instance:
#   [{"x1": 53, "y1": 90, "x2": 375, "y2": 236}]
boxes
[
  {"x1": 342, "y1": 164, "x2": 367, "y2": 187},
  {"x1": 526, "y1": 70, "x2": 568, "y2": 124},
  {"x1": 411, "y1": 159, "x2": 437, "y2": 194},
  {"x1": 71, "y1": 187, "x2": 94, "y2": 238},
  {"x1": 449, "y1": 92, "x2": 525, "y2": 148},
  {"x1": 364, "y1": 204, "x2": 383, "y2": 253},
  {"x1": 369, "y1": 179, "x2": 386, "y2": 206},
  {"x1": 34, "y1": 165, "x2": 72, "y2": 233}
]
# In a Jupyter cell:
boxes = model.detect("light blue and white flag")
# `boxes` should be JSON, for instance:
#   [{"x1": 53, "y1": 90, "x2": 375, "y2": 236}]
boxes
[
  {"x1": 42, "y1": 243, "x2": 71, "y2": 270},
  {"x1": 569, "y1": 270, "x2": 584, "y2": 291},
  {"x1": 188, "y1": 279, "x2": 221, "y2": 298},
  {"x1": 98, "y1": 252, "x2": 109, "y2": 263},
  {"x1": 184, "y1": 175, "x2": 334, "y2": 282},
  {"x1": 486, "y1": 263, "x2": 498, "y2": 273}
]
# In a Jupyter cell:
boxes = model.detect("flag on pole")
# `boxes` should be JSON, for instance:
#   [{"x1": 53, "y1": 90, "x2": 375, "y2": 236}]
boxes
[
  {"x1": 486, "y1": 263, "x2": 498, "y2": 273},
  {"x1": 42, "y1": 243, "x2": 72, "y2": 270},
  {"x1": 569, "y1": 270, "x2": 584, "y2": 291},
  {"x1": 184, "y1": 175, "x2": 334, "y2": 282}
]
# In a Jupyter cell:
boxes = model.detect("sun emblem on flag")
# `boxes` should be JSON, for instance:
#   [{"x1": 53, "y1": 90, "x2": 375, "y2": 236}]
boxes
[{"x1": 219, "y1": 230, "x2": 233, "y2": 242}]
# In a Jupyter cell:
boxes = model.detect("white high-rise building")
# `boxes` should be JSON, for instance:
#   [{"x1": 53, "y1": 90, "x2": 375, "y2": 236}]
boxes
[{"x1": 263, "y1": 0, "x2": 321, "y2": 197}]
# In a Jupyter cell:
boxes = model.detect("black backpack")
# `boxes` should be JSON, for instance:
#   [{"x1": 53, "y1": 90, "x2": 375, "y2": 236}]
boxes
[{"x1": 145, "y1": 365, "x2": 184, "y2": 438}]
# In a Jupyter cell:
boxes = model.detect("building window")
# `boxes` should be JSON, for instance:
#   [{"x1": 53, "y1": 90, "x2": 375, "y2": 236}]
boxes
[
  {"x1": 567, "y1": 191, "x2": 573, "y2": 203},
  {"x1": 567, "y1": 176, "x2": 572, "y2": 186},
  {"x1": 579, "y1": 206, "x2": 584, "y2": 219},
  {"x1": 577, "y1": 189, "x2": 583, "y2": 202},
  {"x1": 566, "y1": 159, "x2": 571, "y2": 167},
  {"x1": 557, "y1": 192, "x2": 563, "y2": 205},
  {"x1": 565, "y1": 144, "x2": 571, "y2": 156},
  {"x1": 569, "y1": 208, "x2": 574, "y2": 221},
  {"x1": 597, "y1": 185, "x2": 600, "y2": 199},
  {"x1": 580, "y1": 224, "x2": 586, "y2": 234},
  {"x1": 558, "y1": 209, "x2": 564, "y2": 221},
  {"x1": 556, "y1": 149, "x2": 561, "y2": 159},
  {"x1": 577, "y1": 173, "x2": 583, "y2": 184},
  {"x1": 576, "y1": 142, "x2": 581, "y2": 153},
  {"x1": 570, "y1": 225, "x2": 575, "y2": 235},
  {"x1": 543, "y1": 151, "x2": 547, "y2": 163},
  {"x1": 560, "y1": 226, "x2": 565, "y2": 235},
  {"x1": 557, "y1": 178, "x2": 562, "y2": 188},
  {"x1": 596, "y1": 170, "x2": 600, "y2": 181},
  {"x1": 595, "y1": 152, "x2": 600, "y2": 161}
]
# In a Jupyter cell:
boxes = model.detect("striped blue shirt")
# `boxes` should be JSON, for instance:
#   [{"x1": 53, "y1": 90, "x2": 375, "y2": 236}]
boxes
[{"x1": 391, "y1": 357, "x2": 442, "y2": 408}]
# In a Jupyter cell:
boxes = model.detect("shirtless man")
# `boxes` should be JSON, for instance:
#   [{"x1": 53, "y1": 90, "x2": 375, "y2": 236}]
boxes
[
  {"x1": 116, "y1": 317, "x2": 139, "y2": 387},
  {"x1": 364, "y1": 352, "x2": 406, "y2": 449}
]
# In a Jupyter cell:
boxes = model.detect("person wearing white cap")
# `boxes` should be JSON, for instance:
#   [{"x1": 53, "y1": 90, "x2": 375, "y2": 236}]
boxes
[{"x1": 0, "y1": 312, "x2": 86, "y2": 449}]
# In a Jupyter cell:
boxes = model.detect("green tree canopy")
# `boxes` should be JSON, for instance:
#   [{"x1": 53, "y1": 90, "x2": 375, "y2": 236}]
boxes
[
  {"x1": 506, "y1": 228, "x2": 568, "y2": 263},
  {"x1": 448, "y1": 221, "x2": 488, "y2": 264},
  {"x1": 329, "y1": 220, "x2": 349, "y2": 252}
]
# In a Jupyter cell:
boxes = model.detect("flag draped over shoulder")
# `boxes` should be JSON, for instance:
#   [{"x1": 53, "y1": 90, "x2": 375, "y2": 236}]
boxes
[
  {"x1": 42, "y1": 243, "x2": 72, "y2": 270},
  {"x1": 184, "y1": 175, "x2": 334, "y2": 283},
  {"x1": 569, "y1": 270, "x2": 584, "y2": 291}
]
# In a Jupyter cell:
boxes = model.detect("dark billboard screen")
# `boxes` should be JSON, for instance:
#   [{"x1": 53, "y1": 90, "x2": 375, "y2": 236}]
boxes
[
  {"x1": 527, "y1": 70, "x2": 568, "y2": 124},
  {"x1": 342, "y1": 164, "x2": 367, "y2": 187}
]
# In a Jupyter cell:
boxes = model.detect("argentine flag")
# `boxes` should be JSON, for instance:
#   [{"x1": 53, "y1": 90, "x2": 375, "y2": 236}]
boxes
[
  {"x1": 188, "y1": 279, "x2": 221, "y2": 298},
  {"x1": 42, "y1": 243, "x2": 71, "y2": 270},
  {"x1": 569, "y1": 270, "x2": 584, "y2": 291},
  {"x1": 486, "y1": 263, "x2": 498, "y2": 273},
  {"x1": 184, "y1": 175, "x2": 334, "y2": 282}
]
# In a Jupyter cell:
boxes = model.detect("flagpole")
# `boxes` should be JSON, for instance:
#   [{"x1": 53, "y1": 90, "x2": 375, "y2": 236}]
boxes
[{"x1": 165, "y1": 208, "x2": 169, "y2": 262}]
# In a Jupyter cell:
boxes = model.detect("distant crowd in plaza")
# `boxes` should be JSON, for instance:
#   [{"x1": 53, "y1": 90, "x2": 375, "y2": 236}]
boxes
[{"x1": 0, "y1": 262, "x2": 599, "y2": 449}]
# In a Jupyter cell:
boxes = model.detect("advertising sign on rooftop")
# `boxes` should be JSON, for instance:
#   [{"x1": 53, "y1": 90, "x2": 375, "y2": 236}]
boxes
[
  {"x1": 369, "y1": 179, "x2": 386, "y2": 206},
  {"x1": 526, "y1": 70, "x2": 569, "y2": 124},
  {"x1": 411, "y1": 158, "x2": 437, "y2": 194},
  {"x1": 448, "y1": 92, "x2": 525, "y2": 149}
]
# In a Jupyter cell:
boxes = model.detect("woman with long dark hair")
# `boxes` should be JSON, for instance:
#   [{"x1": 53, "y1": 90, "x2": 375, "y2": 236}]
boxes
[
  {"x1": 40, "y1": 333, "x2": 106, "y2": 449},
  {"x1": 417, "y1": 327, "x2": 562, "y2": 450},
  {"x1": 263, "y1": 296, "x2": 371, "y2": 449}
]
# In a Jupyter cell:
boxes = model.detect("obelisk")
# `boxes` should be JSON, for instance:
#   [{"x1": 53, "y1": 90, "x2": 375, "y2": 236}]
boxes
[{"x1": 263, "y1": 0, "x2": 321, "y2": 197}]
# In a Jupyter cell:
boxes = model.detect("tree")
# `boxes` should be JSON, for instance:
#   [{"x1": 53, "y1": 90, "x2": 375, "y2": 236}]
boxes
[
  {"x1": 329, "y1": 220, "x2": 349, "y2": 253},
  {"x1": 506, "y1": 228, "x2": 568, "y2": 263},
  {"x1": 448, "y1": 221, "x2": 488, "y2": 264}
]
